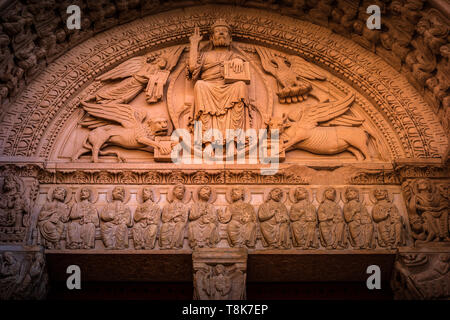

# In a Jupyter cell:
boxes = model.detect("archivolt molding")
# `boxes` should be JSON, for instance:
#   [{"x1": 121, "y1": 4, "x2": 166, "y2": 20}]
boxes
[{"x1": 0, "y1": 5, "x2": 447, "y2": 160}]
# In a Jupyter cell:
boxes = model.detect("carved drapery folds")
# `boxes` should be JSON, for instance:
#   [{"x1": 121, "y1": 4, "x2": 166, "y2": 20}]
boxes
[
  {"x1": 38, "y1": 186, "x2": 70, "y2": 249},
  {"x1": 133, "y1": 187, "x2": 160, "y2": 250},
  {"x1": 219, "y1": 187, "x2": 257, "y2": 248},
  {"x1": 402, "y1": 178, "x2": 450, "y2": 245},
  {"x1": 0, "y1": 5, "x2": 447, "y2": 161},
  {"x1": 67, "y1": 187, "x2": 99, "y2": 249},
  {"x1": 100, "y1": 186, "x2": 132, "y2": 249},
  {"x1": 0, "y1": 170, "x2": 39, "y2": 245},
  {"x1": 0, "y1": 2, "x2": 448, "y2": 137},
  {"x1": 0, "y1": 2, "x2": 449, "y2": 301},
  {"x1": 0, "y1": 173, "x2": 30, "y2": 244},
  {"x1": 22, "y1": 182, "x2": 415, "y2": 251}
]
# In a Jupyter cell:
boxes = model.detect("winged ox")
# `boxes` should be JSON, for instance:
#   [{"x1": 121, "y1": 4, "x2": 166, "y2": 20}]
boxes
[{"x1": 266, "y1": 93, "x2": 378, "y2": 160}]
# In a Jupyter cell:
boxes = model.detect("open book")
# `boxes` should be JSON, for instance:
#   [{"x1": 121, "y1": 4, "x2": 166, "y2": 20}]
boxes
[{"x1": 224, "y1": 61, "x2": 251, "y2": 84}]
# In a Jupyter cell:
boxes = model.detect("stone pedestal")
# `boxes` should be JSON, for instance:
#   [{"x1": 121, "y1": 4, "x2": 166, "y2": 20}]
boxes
[{"x1": 192, "y1": 248, "x2": 247, "y2": 300}]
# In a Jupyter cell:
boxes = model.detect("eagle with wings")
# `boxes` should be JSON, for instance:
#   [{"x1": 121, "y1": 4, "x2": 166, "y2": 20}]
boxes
[
  {"x1": 72, "y1": 102, "x2": 171, "y2": 162},
  {"x1": 256, "y1": 47, "x2": 329, "y2": 103},
  {"x1": 88, "y1": 45, "x2": 185, "y2": 104}
]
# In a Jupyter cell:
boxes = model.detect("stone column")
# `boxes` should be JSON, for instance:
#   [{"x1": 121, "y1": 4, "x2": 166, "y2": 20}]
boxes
[{"x1": 192, "y1": 248, "x2": 247, "y2": 300}]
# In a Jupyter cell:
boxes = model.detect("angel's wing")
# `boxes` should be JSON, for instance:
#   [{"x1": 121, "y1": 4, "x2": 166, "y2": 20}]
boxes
[
  {"x1": 288, "y1": 55, "x2": 326, "y2": 81},
  {"x1": 161, "y1": 45, "x2": 185, "y2": 71},
  {"x1": 96, "y1": 56, "x2": 146, "y2": 81},
  {"x1": 228, "y1": 269, "x2": 245, "y2": 300},
  {"x1": 255, "y1": 47, "x2": 278, "y2": 76},
  {"x1": 298, "y1": 93, "x2": 355, "y2": 128},
  {"x1": 80, "y1": 101, "x2": 144, "y2": 129},
  {"x1": 194, "y1": 267, "x2": 211, "y2": 299}
]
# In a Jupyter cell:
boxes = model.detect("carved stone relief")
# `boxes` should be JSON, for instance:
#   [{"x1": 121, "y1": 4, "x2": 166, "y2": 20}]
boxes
[
  {"x1": 0, "y1": 2, "x2": 448, "y2": 138},
  {"x1": 0, "y1": 247, "x2": 47, "y2": 300},
  {"x1": 0, "y1": 173, "x2": 30, "y2": 244},
  {"x1": 290, "y1": 187, "x2": 319, "y2": 249},
  {"x1": 317, "y1": 187, "x2": 347, "y2": 250},
  {"x1": 219, "y1": 187, "x2": 257, "y2": 248},
  {"x1": 258, "y1": 188, "x2": 291, "y2": 249},
  {"x1": 67, "y1": 187, "x2": 99, "y2": 249},
  {"x1": 402, "y1": 178, "x2": 450, "y2": 244},
  {"x1": 100, "y1": 186, "x2": 132, "y2": 249},
  {"x1": 371, "y1": 189, "x2": 405, "y2": 248},
  {"x1": 1, "y1": 6, "x2": 447, "y2": 162},
  {"x1": 59, "y1": 18, "x2": 393, "y2": 163},
  {"x1": 38, "y1": 186, "x2": 71, "y2": 249},
  {"x1": 0, "y1": 2, "x2": 449, "y2": 301},
  {"x1": 160, "y1": 184, "x2": 190, "y2": 249},
  {"x1": 193, "y1": 248, "x2": 247, "y2": 300},
  {"x1": 343, "y1": 187, "x2": 374, "y2": 249},
  {"x1": 133, "y1": 187, "x2": 160, "y2": 250},
  {"x1": 25, "y1": 183, "x2": 415, "y2": 251},
  {"x1": 188, "y1": 186, "x2": 219, "y2": 249},
  {"x1": 392, "y1": 251, "x2": 450, "y2": 300}
]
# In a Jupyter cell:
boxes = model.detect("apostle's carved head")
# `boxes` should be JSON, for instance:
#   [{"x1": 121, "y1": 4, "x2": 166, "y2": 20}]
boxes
[
  {"x1": 142, "y1": 187, "x2": 153, "y2": 202},
  {"x1": 198, "y1": 186, "x2": 212, "y2": 201},
  {"x1": 80, "y1": 187, "x2": 91, "y2": 201},
  {"x1": 214, "y1": 264, "x2": 226, "y2": 276},
  {"x1": 210, "y1": 19, "x2": 232, "y2": 48},
  {"x1": 345, "y1": 187, "x2": 359, "y2": 201},
  {"x1": 231, "y1": 187, "x2": 244, "y2": 202},
  {"x1": 294, "y1": 187, "x2": 308, "y2": 202},
  {"x1": 53, "y1": 187, "x2": 67, "y2": 202},
  {"x1": 374, "y1": 189, "x2": 388, "y2": 201},
  {"x1": 2, "y1": 174, "x2": 20, "y2": 193},
  {"x1": 269, "y1": 188, "x2": 283, "y2": 202},
  {"x1": 34, "y1": 252, "x2": 44, "y2": 264},
  {"x1": 3, "y1": 252, "x2": 16, "y2": 265},
  {"x1": 112, "y1": 186, "x2": 125, "y2": 201},
  {"x1": 324, "y1": 188, "x2": 336, "y2": 201},
  {"x1": 173, "y1": 184, "x2": 185, "y2": 200}
]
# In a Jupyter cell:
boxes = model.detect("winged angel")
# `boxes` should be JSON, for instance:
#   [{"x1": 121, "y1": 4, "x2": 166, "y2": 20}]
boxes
[
  {"x1": 257, "y1": 47, "x2": 378, "y2": 160},
  {"x1": 89, "y1": 46, "x2": 185, "y2": 104},
  {"x1": 194, "y1": 264, "x2": 245, "y2": 300},
  {"x1": 72, "y1": 46, "x2": 185, "y2": 162}
]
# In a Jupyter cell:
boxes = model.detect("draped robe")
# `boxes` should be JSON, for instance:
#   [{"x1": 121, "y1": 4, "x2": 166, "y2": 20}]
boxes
[
  {"x1": 258, "y1": 199, "x2": 290, "y2": 248},
  {"x1": 189, "y1": 49, "x2": 250, "y2": 141}
]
